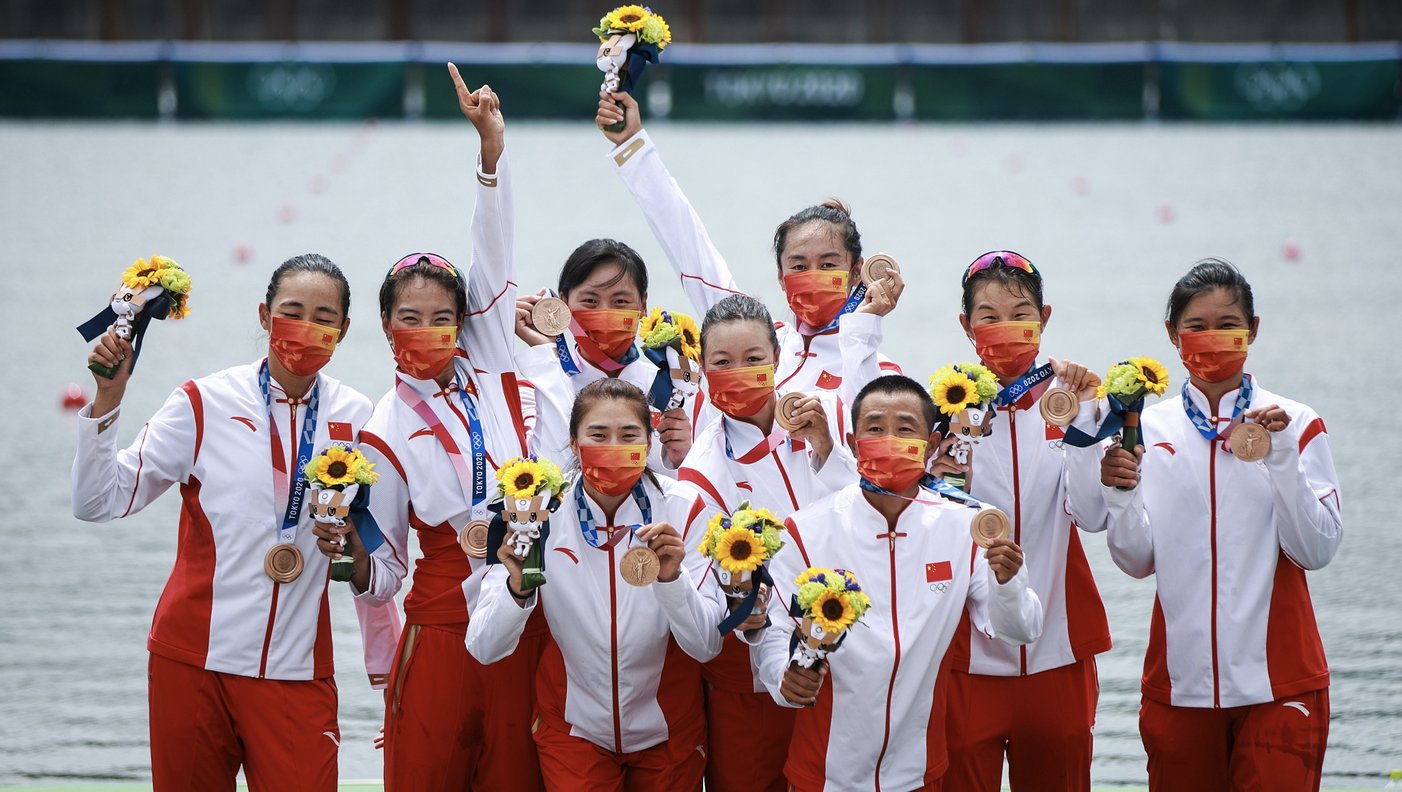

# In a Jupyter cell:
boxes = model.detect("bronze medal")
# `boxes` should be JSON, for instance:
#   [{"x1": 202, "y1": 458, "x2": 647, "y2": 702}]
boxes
[
  {"x1": 264, "y1": 543, "x2": 305, "y2": 584},
  {"x1": 620, "y1": 546, "x2": 661, "y2": 587},
  {"x1": 969, "y1": 508, "x2": 1011, "y2": 548},
  {"x1": 775, "y1": 391, "x2": 807, "y2": 432},
  {"x1": 459, "y1": 519, "x2": 491, "y2": 559},
  {"x1": 861, "y1": 253, "x2": 900, "y2": 286},
  {"x1": 1230, "y1": 421, "x2": 1271, "y2": 463},
  {"x1": 1038, "y1": 386, "x2": 1080, "y2": 427},
  {"x1": 531, "y1": 297, "x2": 573, "y2": 337}
]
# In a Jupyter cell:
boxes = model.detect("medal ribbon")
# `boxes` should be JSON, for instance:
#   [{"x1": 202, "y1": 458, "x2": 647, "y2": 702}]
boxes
[
  {"x1": 1060, "y1": 392, "x2": 1145, "y2": 448},
  {"x1": 394, "y1": 373, "x2": 489, "y2": 523},
  {"x1": 1181, "y1": 374, "x2": 1252, "y2": 443},
  {"x1": 722, "y1": 416, "x2": 802, "y2": 465},
  {"x1": 544, "y1": 290, "x2": 641, "y2": 376},
  {"x1": 858, "y1": 473, "x2": 984, "y2": 509},
  {"x1": 794, "y1": 282, "x2": 868, "y2": 336},
  {"x1": 995, "y1": 363, "x2": 1055, "y2": 410},
  {"x1": 574, "y1": 478, "x2": 653, "y2": 549},
  {"x1": 260, "y1": 360, "x2": 320, "y2": 545}
]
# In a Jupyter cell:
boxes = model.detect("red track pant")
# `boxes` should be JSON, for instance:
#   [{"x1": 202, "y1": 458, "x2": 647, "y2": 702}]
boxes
[
  {"x1": 147, "y1": 652, "x2": 337, "y2": 792},
  {"x1": 1140, "y1": 688, "x2": 1330, "y2": 792},
  {"x1": 533, "y1": 710, "x2": 706, "y2": 792},
  {"x1": 703, "y1": 636, "x2": 795, "y2": 792},
  {"x1": 383, "y1": 622, "x2": 548, "y2": 792},
  {"x1": 943, "y1": 657, "x2": 1099, "y2": 791}
]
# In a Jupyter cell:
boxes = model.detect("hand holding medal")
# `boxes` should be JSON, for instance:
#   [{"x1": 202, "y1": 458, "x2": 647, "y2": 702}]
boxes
[
  {"x1": 855, "y1": 253, "x2": 905, "y2": 318},
  {"x1": 304, "y1": 444, "x2": 379, "y2": 582},
  {"x1": 699, "y1": 502, "x2": 786, "y2": 632},
  {"x1": 77, "y1": 255, "x2": 192, "y2": 379},
  {"x1": 1231, "y1": 404, "x2": 1288, "y2": 462},
  {"x1": 490, "y1": 456, "x2": 570, "y2": 593},
  {"x1": 927, "y1": 362, "x2": 1000, "y2": 490}
]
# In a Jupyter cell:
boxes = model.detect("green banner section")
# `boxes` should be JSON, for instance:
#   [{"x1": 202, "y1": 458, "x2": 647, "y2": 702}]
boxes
[
  {"x1": 0, "y1": 59, "x2": 160, "y2": 118},
  {"x1": 173, "y1": 61, "x2": 405, "y2": 120},
  {"x1": 421, "y1": 62, "x2": 602, "y2": 120},
  {"x1": 664, "y1": 64, "x2": 899, "y2": 121},
  {"x1": 1160, "y1": 59, "x2": 1402, "y2": 120},
  {"x1": 910, "y1": 62, "x2": 1145, "y2": 120}
]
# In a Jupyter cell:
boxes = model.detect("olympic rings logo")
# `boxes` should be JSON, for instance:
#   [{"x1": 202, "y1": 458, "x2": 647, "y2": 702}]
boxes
[
  {"x1": 247, "y1": 64, "x2": 338, "y2": 113},
  {"x1": 1233, "y1": 62, "x2": 1321, "y2": 113}
]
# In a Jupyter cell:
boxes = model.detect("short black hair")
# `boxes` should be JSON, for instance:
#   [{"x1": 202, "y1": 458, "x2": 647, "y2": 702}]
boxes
[
  {"x1": 701, "y1": 294, "x2": 779, "y2": 353},
  {"x1": 851, "y1": 374, "x2": 943, "y2": 437},
  {"x1": 960, "y1": 252, "x2": 1044, "y2": 317},
  {"x1": 266, "y1": 253, "x2": 350, "y2": 315},
  {"x1": 772, "y1": 198, "x2": 862, "y2": 271},
  {"x1": 1166, "y1": 257, "x2": 1255, "y2": 327},
  {"x1": 558, "y1": 238, "x2": 648, "y2": 300},
  {"x1": 378, "y1": 254, "x2": 467, "y2": 318}
]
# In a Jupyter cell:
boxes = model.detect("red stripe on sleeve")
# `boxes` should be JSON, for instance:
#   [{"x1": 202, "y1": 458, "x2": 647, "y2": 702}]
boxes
[
  {"x1": 1297, "y1": 416, "x2": 1327, "y2": 454},
  {"x1": 360, "y1": 431, "x2": 407, "y2": 483},
  {"x1": 501, "y1": 372, "x2": 530, "y2": 454},
  {"x1": 679, "y1": 467, "x2": 731, "y2": 515},
  {"x1": 180, "y1": 380, "x2": 204, "y2": 465},
  {"x1": 784, "y1": 517, "x2": 812, "y2": 568}
]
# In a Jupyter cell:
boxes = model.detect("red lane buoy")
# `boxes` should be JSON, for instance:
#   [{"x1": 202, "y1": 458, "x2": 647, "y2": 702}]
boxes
[
  {"x1": 233, "y1": 244, "x2": 252, "y2": 264},
  {"x1": 1282, "y1": 238, "x2": 1301, "y2": 261},
  {"x1": 278, "y1": 204, "x2": 298, "y2": 224},
  {"x1": 309, "y1": 175, "x2": 328, "y2": 194},
  {"x1": 1005, "y1": 154, "x2": 1024, "y2": 173},
  {"x1": 332, "y1": 154, "x2": 349, "y2": 173},
  {"x1": 62, "y1": 382, "x2": 88, "y2": 411},
  {"x1": 1073, "y1": 176, "x2": 1090, "y2": 195},
  {"x1": 1157, "y1": 203, "x2": 1176, "y2": 223}
]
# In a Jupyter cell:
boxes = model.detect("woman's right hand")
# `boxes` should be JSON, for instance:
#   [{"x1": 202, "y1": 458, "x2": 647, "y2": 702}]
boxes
[
  {"x1": 514, "y1": 292, "x2": 553, "y2": 347},
  {"x1": 1101, "y1": 444, "x2": 1144, "y2": 489},
  {"x1": 88, "y1": 330, "x2": 133, "y2": 414},
  {"x1": 495, "y1": 538, "x2": 530, "y2": 603},
  {"x1": 597, "y1": 90, "x2": 642, "y2": 146}
]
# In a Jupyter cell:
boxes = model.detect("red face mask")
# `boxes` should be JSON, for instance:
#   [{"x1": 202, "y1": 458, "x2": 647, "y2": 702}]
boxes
[
  {"x1": 856, "y1": 436, "x2": 929, "y2": 492},
  {"x1": 783, "y1": 269, "x2": 851, "y2": 328},
  {"x1": 971, "y1": 321, "x2": 1041, "y2": 380},
  {"x1": 705, "y1": 364, "x2": 776, "y2": 419},
  {"x1": 573, "y1": 308, "x2": 641, "y2": 360},
  {"x1": 269, "y1": 317, "x2": 340, "y2": 377},
  {"x1": 578, "y1": 444, "x2": 648, "y2": 497},
  {"x1": 1178, "y1": 329, "x2": 1249, "y2": 383},
  {"x1": 391, "y1": 325, "x2": 459, "y2": 380}
]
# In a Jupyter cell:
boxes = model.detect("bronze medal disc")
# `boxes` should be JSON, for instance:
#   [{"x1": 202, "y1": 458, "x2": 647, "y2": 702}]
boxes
[
  {"x1": 1230, "y1": 421, "x2": 1271, "y2": 463},
  {"x1": 531, "y1": 297, "x2": 573, "y2": 337},
  {"x1": 264, "y1": 543, "x2": 305, "y2": 584},
  {"x1": 970, "y1": 508, "x2": 1011, "y2": 548},
  {"x1": 620, "y1": 546, "x2": 661, "y2": 587},
  {"x1": 861, "y1": 253, "x2": 900, "y2": 286},
  {"x1": 775, "y1": 392, "x2": 807, "y2": 432},
  {"x1": 1038, "y1": 386, "x2": 1080, "y2": 427},
  {"x1": 460, "y1": 520, "x2": 491, "y2": 559}
]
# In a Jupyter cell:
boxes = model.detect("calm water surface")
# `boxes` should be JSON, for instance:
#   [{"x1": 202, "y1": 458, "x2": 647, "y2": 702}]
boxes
[{"x1": 0, "y1": 120, "x2": 1398, "y2": 786}]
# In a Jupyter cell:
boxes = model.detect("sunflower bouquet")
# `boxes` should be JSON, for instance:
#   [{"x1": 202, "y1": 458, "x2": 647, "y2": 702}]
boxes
[
  {"x1": 77, "y1": 255, "x2": 193, "y2": 378},
  {"x1": 303, "y1": 444, "x2": 380, "y2": 582},
  {"x1": 699, "y1": 502, "x2": 785, "y2": 630},
  {"x1": 640, "y1": 307, "x2": 702, "y2": 412},
  {"x1": 593, "y1": 5, "x2": 672, "y2": 132},
  {"x1": 788, "y1": 567, "x2": 872, "y2": 670},
  {"x1": 494, "y1": 455, "x2": 570, "y2": 591},
  {"x1": 928, "y1": 362, "x2": 1001, "y2": 487},
  {"x1": 1096, "y1": 357, "x2": 1170, "y2": 456}
]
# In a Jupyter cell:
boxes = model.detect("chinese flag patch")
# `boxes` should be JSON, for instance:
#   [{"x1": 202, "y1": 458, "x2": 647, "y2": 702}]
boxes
[
  {"x1": 1045, "y1": 422, "x2": 1065, "y2": 441},
  {"x1": 630, "y1": 451, "x2": 642, "y2": 462},
  {"x1": 816, "y1": 371, "x2": 842, "y2": 390},
  {"x1": 926, "y1": 561, "x2": 952, "y2": 583},
  {"x1": 328, "y1": 422, "x2": 353, "y2": 442}
]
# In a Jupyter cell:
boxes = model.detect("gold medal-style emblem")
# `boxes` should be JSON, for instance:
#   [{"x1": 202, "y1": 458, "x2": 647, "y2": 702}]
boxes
[
  {"x1": 861, "y1": 253, "x2": 900, "y2": 286},
  {"x1": 460, "y1": 520, "x2": 491, "y2": 559},
  {"x1": 1039, "y1": 386, "x2": 1080, "y2": 427},
  {"x1": 970, "y1": 508, "x2": 1011, "y2": 548},
  {"x1": 264, "y1": 543, "x2": 305, "y2": 584},
  {"x1": 620, "y1": 546, "x2": 661, "y2": 587},
  {"x1": 775, "y1": 392, "x2": 807, "y2": 432},
  {"x1": 531, "y1": 297, "x2": 573, "y2": 337},
  {"x1": 1230, "y1": 421, "x2": 1271, "y2": 463}
]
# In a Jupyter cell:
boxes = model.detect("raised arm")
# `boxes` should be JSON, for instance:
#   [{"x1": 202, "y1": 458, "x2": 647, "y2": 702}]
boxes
[
  {"x1": 598, "y1": 92, "x2": 743, "y2": 316},
  {"x1": 448, "y1": 63, "x2": 517, "y2": 373}
]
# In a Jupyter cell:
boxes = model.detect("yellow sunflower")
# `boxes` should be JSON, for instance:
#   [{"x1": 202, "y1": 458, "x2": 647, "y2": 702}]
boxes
[
  {"x1": 699, "y1": 513, "x2": 727, "y2": 557},
  {"x1": 931, "y1": 371, "x2": 979, "y2": 416},
  {"x1": 716, "y1": 526, "x2": 766, "y2": 574},
  {"x1": 311, "y1": 445, "x2": 358, "y2": 487},
  {"x1": 811, "y1": 589, "x2": 857, "y2": 634},
  {"x1": 498, "y1": 459, "x2": 545, "y2": 499},
  {"x1": 675, "y1": 313, "x2": 701, "y2": 361},
  {"x1": 640, "y1": 307, "x2": 663, "y2": 338},
  {"x1": 121, "y1": 258, "x2": 163, "y2": 290},
  {"x1": 604, "y1": 5, "x2": 650, "y2": 32},
  {"x1": 1132, "y1": 356, "x2": 1170, "y2": 396}
]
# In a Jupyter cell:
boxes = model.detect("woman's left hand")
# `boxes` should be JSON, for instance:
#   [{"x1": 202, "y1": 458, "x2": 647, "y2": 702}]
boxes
[
  {"x1": 313, "y1": 519, "x2": 358, "y2": 560},
  {"x1": 637, "y1": 522, "x2": 684, "y2": 584},
  {"x1": 1245, "y1": 404, "x2": 1290, "y2": 433},
  {"x1": 855, "y1": 267, "x2": 904, "y2": 317}
]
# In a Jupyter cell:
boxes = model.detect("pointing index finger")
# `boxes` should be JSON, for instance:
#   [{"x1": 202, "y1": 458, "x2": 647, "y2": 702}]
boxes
[{"x1": 446, "y1": 62, "x2": 474, "y2": 99}]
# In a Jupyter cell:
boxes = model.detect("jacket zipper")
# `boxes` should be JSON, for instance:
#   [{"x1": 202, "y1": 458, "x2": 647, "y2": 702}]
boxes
[
  {"x1": 1209, "y1": 438, "x2": 1221, "y2": 708},
  {"x1": 1008, "y1": 407, "x2": 1028, "y2": 676},
  {"x1": 608, "y1": 544, "x2": 623, "y2": 753},
  {"x1": 258, "y1": 401, "x2": 299, "y2": 677},
  {"x1": 873, "y1": 530, "x2": 902, "y2": 791}
]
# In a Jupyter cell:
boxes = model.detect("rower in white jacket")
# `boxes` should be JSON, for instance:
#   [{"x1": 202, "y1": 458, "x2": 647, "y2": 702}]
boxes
[
  {"x1": 1064, "y1": 259, "x2": 1341, "y2": 791},
  {"x1": 749, "y1": 375, "x2": 1043, "y2": 792},
  {"x1": 467, "y1": 374, "x2": 729, "y2": 791},
  {"x1": 596, "y1": 92, "x2": 902, "y2": 411}
]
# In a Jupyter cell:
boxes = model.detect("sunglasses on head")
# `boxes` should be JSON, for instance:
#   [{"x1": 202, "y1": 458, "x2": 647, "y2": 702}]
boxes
[
  {"x1": 387, "y1": 253, "x2": 461, "y2": 281},
  {"x1": 961, "y1": 251, "x2": 1039, "y2": 285}
]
